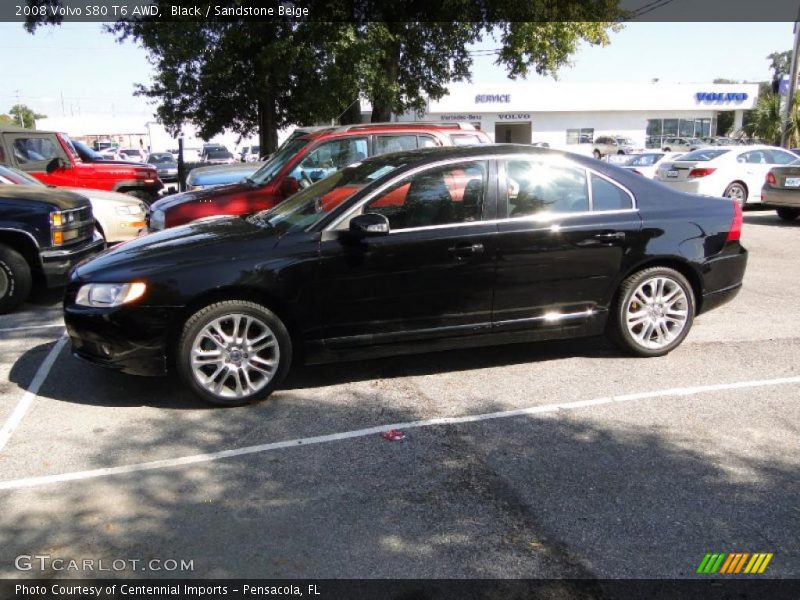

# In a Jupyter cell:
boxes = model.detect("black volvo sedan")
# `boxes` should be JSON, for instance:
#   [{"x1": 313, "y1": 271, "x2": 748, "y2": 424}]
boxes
[{"x1": 64, "y1": 145, "x2": 747, "y2": 406}]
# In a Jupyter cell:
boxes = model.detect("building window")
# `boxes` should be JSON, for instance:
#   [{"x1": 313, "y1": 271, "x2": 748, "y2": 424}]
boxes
[
  {"x1": 647, "y1": 118, "x2": 715, "y2": 148},
  {"x1": 566, "y1": 128, "x2": 594, "y2": 145}
]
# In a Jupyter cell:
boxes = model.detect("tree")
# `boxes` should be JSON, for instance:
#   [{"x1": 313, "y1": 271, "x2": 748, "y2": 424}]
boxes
[
  {"x1": 7, "y1": 104, "x2": 45, "y2": 129},
  {"x1": 768, "y1": 50, "x2": 792, "y2": 80},
  {"x1": 0, "y1": 114, "x2": 13, "y2": 126},
  {"x1": 745, "y1": 92, "x2": 782, "y2": 144},
  {"x1": 24, "y1": 0, "x2": 624, "y2": 148}
]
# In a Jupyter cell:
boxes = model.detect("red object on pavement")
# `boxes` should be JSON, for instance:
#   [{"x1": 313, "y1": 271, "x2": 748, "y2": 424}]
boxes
[{"x1": 380, "y1": 429, "x2": 406, "y2": 441}]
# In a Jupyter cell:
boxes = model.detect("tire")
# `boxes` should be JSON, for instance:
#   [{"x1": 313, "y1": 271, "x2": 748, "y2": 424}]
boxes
[
  {"x1": 607, "y1": 267, "x2": 695, "y2": 358},
  {"x1": 723, "y1": 182, "x2": 748, "y2": 206},
  {"x1": 593, "y1": 149, "x2": 602, "y2": 159},
  {"x1": 617, "y1": 150, "x2": 625, "y2": 155},
  {"x1": 0, "y1": 244, "x2": 33, "y2": 315},
  {"x1": 776, "y1": 207, "x2": 800, "y2": 221},
  {"x1": 177, "y1": 300, "x2": 292, "y2": 406},
  {"x1": 663, "y1": 147, "x2": 671, "y2": 152}
]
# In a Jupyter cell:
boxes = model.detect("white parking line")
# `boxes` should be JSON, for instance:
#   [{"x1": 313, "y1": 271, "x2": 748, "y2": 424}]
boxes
[
  {"x1": 0, "y1": 374, "x2": 798, "y2": 492},
  {"x1": 0, "y1": 335, "x2": 67, "y2": 453},
  {"x1": 0, "y1": 323, "x2": 64, "y2": 333}
]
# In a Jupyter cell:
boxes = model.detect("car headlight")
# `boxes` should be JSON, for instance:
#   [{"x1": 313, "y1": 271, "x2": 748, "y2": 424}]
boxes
[
  {"x1": 115, "y1": 204, "x2": 144, "y2": 215},
  {"x1": 149, "y1": 209, "x2": 165, "y2": 230},
  {"x1": 75, "y1": 282, "x2": 147, "y2": 307}
]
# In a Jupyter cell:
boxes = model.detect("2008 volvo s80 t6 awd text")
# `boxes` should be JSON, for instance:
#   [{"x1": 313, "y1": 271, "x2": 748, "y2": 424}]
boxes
[{"x1": 63, "y1": 145, "x2": 747, "y2": 406}]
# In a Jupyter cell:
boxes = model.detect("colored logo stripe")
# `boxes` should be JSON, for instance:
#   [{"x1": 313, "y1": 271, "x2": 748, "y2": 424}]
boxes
[{"x1": 697, "y1": 553, "x2": 773, "y2": 574}]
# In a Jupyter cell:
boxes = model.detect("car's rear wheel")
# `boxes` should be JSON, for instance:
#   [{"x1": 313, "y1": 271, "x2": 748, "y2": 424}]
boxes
[
  {"x1": 177, "y1": 300, "x2": 292, "y2": 406},
  {"x1": 776, "y1": 207, "x2": 800, "y2": 221},
  {"x1": 593, "y1": 149, "x2": 601, "y2": 159},
  {"x1": 0, "y1": 244, "x2": 33, "y2": 315},
  {"x1": 723, "y1": 182, "x2": 748, "y2": 206},
  {"x1": 608, "y1": 267, "x2": 695, "y2": 357}
]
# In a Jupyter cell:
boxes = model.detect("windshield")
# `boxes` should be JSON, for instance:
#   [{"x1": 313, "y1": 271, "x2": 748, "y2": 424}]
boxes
[
  {"x1": 246, "y1": 160, "x2": 402, "y2": 235},
  {"x1": 249, "y1": 138, "x2": 309, "y2": 185},
  {"x1": 677, "y1": 148, "x2": 730, "y2": 162}
]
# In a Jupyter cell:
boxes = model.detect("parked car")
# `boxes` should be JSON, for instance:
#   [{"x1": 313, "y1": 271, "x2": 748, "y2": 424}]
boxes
[
  {"x1": 186, "y1": 162, "x2": 264, "y2": 191},
  {"x1": 239, "y1": 145, "x2": 261, "y2": 162},
  {"x1": 592, "y1": 136, "x2": 642, "y2": 158},
  {"x1": 147, "y1": 152, "x2": 179, "y2": 183},
  {"x1": 654, "y1": 145, "x2": 799, "y2": 205},
  {"x1": 0, "y1": 165, "x2": 146, "y2": 243},
  {"x1": 0, "y1": 185, "x2": 104, "y2": 313},
  {"x1": 65, "y1": 144, "x2": 747, "y2": 406},
  {"x1": 66, "y1": 137, "x2": 143, "y2": 166},
  {"x1": 661, "y1": 137, "x2": 704, "y2": 152},
  {"x1": 620, "y1": 152, "x2": 685, "y2": 178},
  {"x1": 0, "y1": 125, "x2": 162, "y2": 202},
  {"x1": 117, "y1": 148, "x2": 146, "y2": 162},
  {"x1": 202, "y1": 150, "x2": 236, "y2": 165},
  {"x1": 201, "y1": 143, "x2": 229, "y2": 159},
  {"x1": 147, "y1": 122, "x2": 490, "y2": 231},
  {"x1": 761, "y1": 161, "x2": 800, "y2": 221}
]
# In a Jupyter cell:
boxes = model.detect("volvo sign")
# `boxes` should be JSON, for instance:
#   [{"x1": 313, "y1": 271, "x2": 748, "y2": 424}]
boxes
[{"x1": 695, "y1": 92, "x2": 749, "y2": 103}]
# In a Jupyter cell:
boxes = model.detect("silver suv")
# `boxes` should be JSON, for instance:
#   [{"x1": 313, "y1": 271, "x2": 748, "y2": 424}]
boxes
[{"x1": 592, "y1": 136, "x2": 640, "y2": 158}]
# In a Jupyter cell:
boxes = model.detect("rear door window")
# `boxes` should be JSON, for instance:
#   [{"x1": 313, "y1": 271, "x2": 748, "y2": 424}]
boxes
[
  {"x1": 374, "y1": 135, "x2": 418, "y2": 155},
  {"x1": 504, "y1": 159, "x2": 589, "y2": 217},
  {"x1": 449, "y1": 134, "x2": 483, "y2": 146},
  {"x1": 591, "y1": 175, "x2": 633, "y2": 211}
]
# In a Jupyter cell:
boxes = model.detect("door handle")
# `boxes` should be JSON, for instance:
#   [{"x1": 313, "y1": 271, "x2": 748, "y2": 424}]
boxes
[
  {"x1": 449, "y1": 242, "x2": 485, "y2": 258},
  {"x1": 594, "y1": 231, "x2": 626, "y2": 241}
]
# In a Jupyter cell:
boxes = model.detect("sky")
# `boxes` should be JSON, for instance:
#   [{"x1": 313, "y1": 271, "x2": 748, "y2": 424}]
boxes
[{"x1": 0, "y1": 21, "x2": 795, "y2": 121}]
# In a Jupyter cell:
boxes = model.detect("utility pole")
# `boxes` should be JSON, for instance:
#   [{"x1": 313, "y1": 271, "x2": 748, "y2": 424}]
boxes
[
  {"x1": 14, "y1": 90, "x2": 23, "y2": 126},
  {"x1": 781, "y1": 15, "x2": 800, "y2": 147}
]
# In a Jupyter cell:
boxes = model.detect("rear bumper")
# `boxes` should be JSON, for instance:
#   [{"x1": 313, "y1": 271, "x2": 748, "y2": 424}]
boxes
[
  {"x1": 40, "y1": 235, "x2": 106, "y2": 288},
  {"x1": 761, "y1": 186, "x2": 800, "y2": 208},
  {"x1": 699, "y1": 246, "x2": 748, "y2": 314}
]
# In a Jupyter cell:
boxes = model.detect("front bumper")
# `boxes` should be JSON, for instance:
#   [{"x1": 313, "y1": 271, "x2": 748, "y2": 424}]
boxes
[
  {"x1": 63, "y1": 293, "x2": 179, "y2": 376},
  {"x1": 41, "y1": 234, "x2": 106, "y2": 288}
]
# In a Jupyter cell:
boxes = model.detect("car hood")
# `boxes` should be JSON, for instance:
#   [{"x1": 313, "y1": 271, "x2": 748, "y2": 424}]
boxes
[
  {"x1": 73, "y1": 216, "x2": 276, "y2": 280},
  {"x1": 150, "y1": 182, "x2": 253, "y2": 212},
  {"x1": 0, "y1": 185, "x2": 90, "y2": 210},
  {"x1": 61, "y1": 187, "x2": 143, "y2": 207}
]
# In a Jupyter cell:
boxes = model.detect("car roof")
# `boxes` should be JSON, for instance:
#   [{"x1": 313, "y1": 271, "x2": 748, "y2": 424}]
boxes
[{"x1": 296, "y1": 121, "x2": 482, "y2": 142}]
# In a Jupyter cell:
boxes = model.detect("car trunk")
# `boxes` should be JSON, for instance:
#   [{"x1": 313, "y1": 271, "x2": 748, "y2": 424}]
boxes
[
  {"x1": 657, "y1": 160, "x2": 705, "y2": 182},
  {"x1": 769, "y1": 165, "x2": 800, "y2": 189}
]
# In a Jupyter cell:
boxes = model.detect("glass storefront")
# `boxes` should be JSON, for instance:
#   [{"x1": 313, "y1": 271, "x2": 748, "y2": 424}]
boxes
[{"x1": 646, "y1": 118, "x2": 713, "y2": 148}]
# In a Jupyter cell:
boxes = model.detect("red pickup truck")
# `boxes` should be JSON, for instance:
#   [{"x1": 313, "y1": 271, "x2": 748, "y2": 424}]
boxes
[{"x1": 0, "y1": 125, "x2": 162, "y2": 203}]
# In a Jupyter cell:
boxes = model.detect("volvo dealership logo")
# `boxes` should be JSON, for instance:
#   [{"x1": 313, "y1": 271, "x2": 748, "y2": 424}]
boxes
[
  {"x1": 498, "y1": 113, "x2": 530, "y2": 120},
  {"x1": 475, "y1": 94, "x2": 511, "y2": 103},
  {"x1": 695, "y1": 92, "x2": 749, "y2": 103}
]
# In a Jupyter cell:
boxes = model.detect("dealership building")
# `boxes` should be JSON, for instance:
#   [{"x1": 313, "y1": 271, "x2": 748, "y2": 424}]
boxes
[{"x1": 397, "y1": 82, "x2": 760, "y2": 149}]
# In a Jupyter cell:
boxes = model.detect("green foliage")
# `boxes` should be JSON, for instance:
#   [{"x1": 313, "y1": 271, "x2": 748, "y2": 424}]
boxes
[
  {"x1": 767, "y1": 50, "x2": 792, "y2": 80},
  {"x1": 22, "y1": 0, "x2": 624, "y2": 146},
  {"x1": 0, "y1": 114, "x2": 13, "y2": 126},
  {"x1": 7, "y1": 104, "x2": 46, "y2": 129},
  {"x1": 743, "y1": 91, "x2": 800, "y2": 146}
]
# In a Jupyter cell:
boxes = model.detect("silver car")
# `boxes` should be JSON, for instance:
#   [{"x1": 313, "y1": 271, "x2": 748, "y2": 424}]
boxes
[{"x1": 661, "y1": 137, "x2": 703, "y2": 152}]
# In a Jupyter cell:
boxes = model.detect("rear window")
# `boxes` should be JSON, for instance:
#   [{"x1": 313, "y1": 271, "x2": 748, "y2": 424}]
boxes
[{"x1": 677, "y1": 148, "x2": 729, "y2": 162}]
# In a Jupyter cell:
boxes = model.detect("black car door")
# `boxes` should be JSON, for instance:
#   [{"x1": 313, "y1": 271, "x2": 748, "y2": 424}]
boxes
[
  {"x1": 492, "y1": 156, "x2": 642, "y2": 332},
  {"x1": 311, "y1": 159, "x2": 499, "y2": 348}
]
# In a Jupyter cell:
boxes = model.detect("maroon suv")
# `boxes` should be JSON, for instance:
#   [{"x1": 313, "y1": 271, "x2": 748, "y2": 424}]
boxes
[{"x1": 147, "y1": 122, "x2": 490, "y2": 230}]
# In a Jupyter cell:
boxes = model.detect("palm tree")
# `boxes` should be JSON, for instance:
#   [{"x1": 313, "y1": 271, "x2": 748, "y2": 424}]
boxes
[{"x1": 746, "y1": 92, "x2": 782, "y2": 145}]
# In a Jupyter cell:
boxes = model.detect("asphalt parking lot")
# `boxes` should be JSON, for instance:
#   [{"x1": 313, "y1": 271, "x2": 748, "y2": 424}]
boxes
[{"x1": 0, "y1": 209, "x2": 798, "y2": 581}]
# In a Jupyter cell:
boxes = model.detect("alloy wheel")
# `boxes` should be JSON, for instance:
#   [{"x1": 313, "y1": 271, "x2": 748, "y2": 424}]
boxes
[
  {"x1": 190, "y1": 313, "x2": 280, "y2": 400},
  {"x1": 624, "y1": 276, "x2": 689, "y2": 350}
]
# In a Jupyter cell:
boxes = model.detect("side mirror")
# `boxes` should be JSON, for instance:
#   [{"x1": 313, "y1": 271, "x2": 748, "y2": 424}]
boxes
[
  {"x1": 349, "y1": 213, "x2": 390, "y2": 236},
  {"x1": 45, "y1": 157, "x2": 68, "y2": 173}
]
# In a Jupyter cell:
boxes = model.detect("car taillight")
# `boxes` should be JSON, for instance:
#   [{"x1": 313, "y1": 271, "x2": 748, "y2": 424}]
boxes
[
  {"x1": 727, "y1": 201, "x2": 742, "y2": 242},
  {"x1": 766, "y1": 171, "x2": 777, "y2": 186},
  {"x1": 688, "y1": 168, "x2": 716, "y2": 178}
]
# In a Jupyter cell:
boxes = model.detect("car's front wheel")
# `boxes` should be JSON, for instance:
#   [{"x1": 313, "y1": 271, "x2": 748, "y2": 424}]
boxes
[
  {"x1": 177, "y1": 300, "x2": 292, "y2": 406},
  {"x1": 776, "y1": 207, "x2": 800, "y2": 221},
  {"x1": 0, "y1": 244, "x2": 33, "y2": 315},
  {"x1": 607, "y1": 267, "x2": 695, "y2": 357}
]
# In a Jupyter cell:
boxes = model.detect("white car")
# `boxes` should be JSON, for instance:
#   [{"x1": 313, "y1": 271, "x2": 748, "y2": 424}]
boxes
[
  {"x1": 0, "y1": 165, "x2": 146, "y2": 243},
  {"x1": 654, "y1": 145, "x2": 799, "y2": 205},
  {"x1": 620, "y1": 151, "x2": 685, "y2": 178}
]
